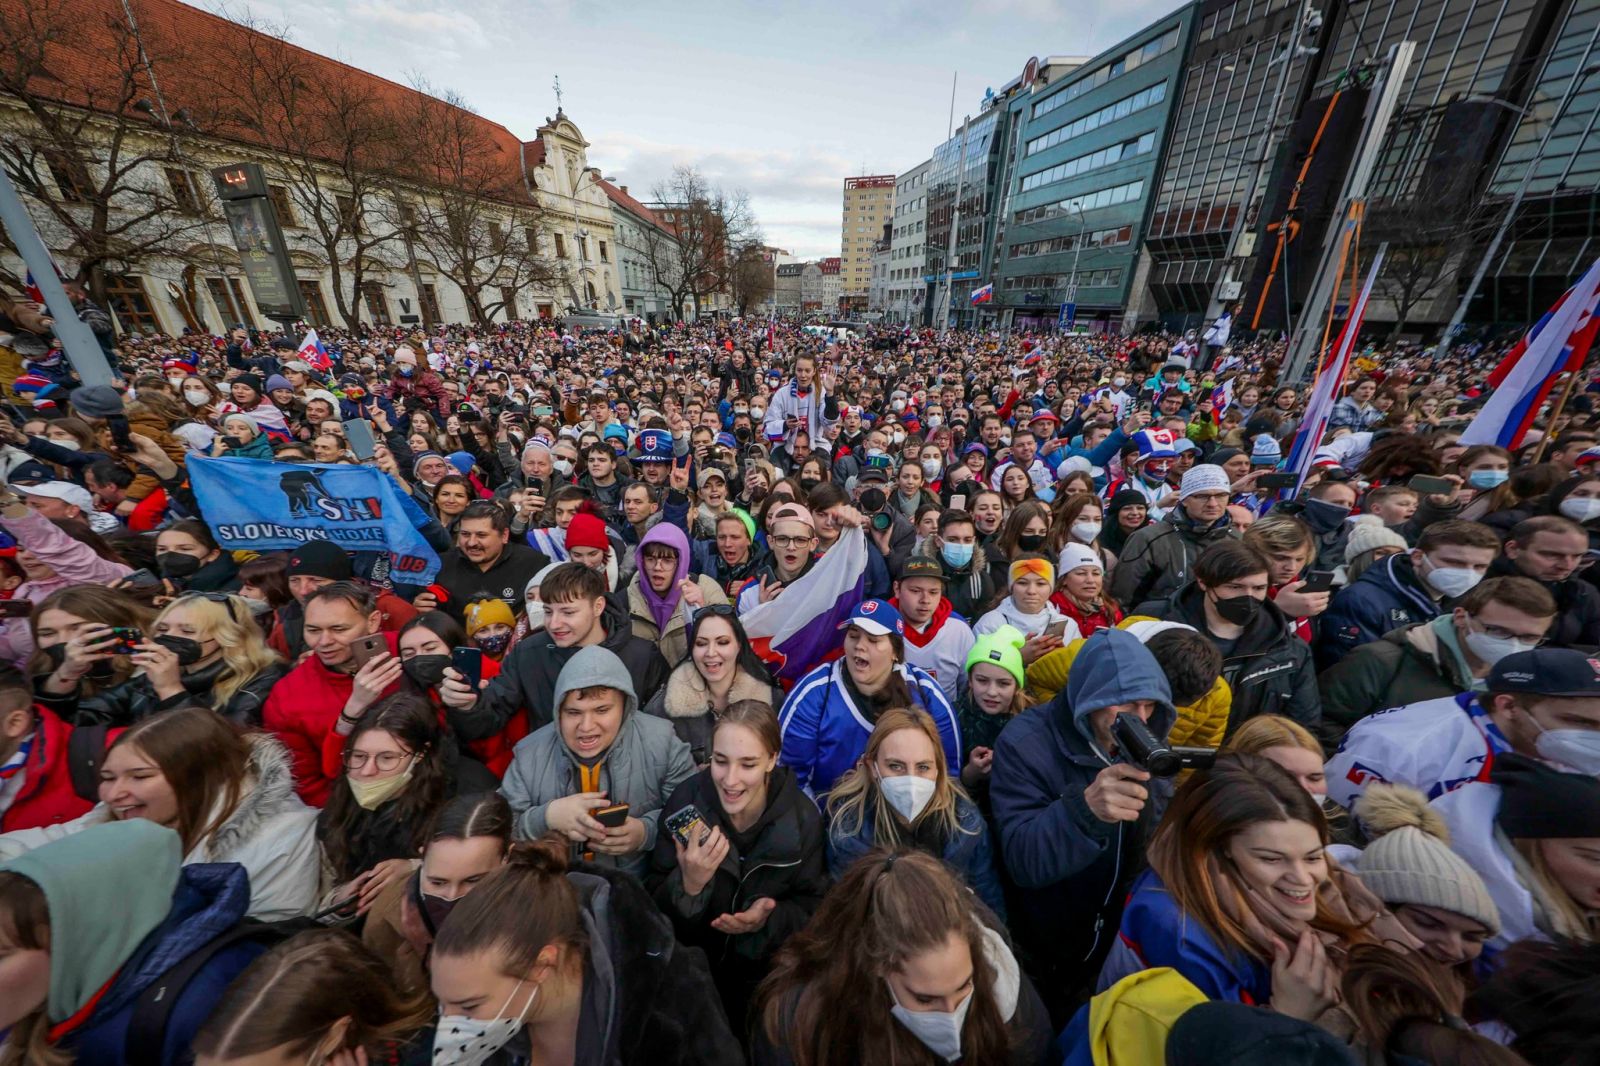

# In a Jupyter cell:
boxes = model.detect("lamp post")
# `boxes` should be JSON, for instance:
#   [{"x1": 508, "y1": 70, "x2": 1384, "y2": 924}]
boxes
[{"x1": 1436, "y1": 62, "x2": 1600, "y2": 357}]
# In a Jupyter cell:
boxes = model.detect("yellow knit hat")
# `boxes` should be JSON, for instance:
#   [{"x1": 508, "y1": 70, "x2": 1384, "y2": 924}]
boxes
[{"x1": 464, "y1": 598, "x2": 515, "y2": 638}]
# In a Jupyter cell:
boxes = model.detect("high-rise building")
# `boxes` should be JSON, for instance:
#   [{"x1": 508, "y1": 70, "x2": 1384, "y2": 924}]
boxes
[
  {"x1": 840, "y1": 175, "x2": 896, "y2": 310},
  {"x1": 888, "y1": 160, "x2": 931, "y2": 324}
]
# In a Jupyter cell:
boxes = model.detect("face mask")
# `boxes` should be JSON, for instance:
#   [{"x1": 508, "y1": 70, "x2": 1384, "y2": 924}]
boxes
[
  {"x1": 735, "y1": 405, "x2": 748, "y2": 415},
  {"x1": 553, "y1": 458, "x2": 574, "y2": 478},
  {"x1": 243, "y1": 595, "x2": 274, "y2": 617},
  {"x1": 1534, "y1": 726, "x2": 1600, "y2": 776},
  {"x1": 891, "y1": 398, "x2": 906, "y2": 413},
  {"x1": 1071, "y1": 520, "x2": 1101, "y2": 544},
  {"x1": 887, "y1": 980, "x2": 971, "y2": 1063},
  {"x1": 941, "y1": 542, "x2": 974, "y2": 569},
  {"x1": 999, "y1": 433, "x2": 1013, "y2": 447},
  {"x1": 1468, "y1": 469, "x2": 1509, "y2": 490},
  {"x1": 879, "y1": 772, "x2": 936, "y2": 823},
  {"x1": 166, "y1": 375, "x2": 185, "y2": 388},
  {"x1": 347, "y1": 758, "x2": 416, "y2": 811},
  {"x1": 1559, "y1": 497, "x2": 1600, "y2": 524},
  {"x1": 1212, "y1": 592, "x2": 1261, "y2": 627},
  {"x1": 1420, "y1": 557, "x2": 1482, "y2": 598},
  {"x1": 1017, "y1": 533, "x2": 1046, "y2": 552},
  {"x1": 402, "y1": 653, "x2": 451, "y2": 689},
  {"x1": 49, "y1": 439, "x2": 80, "y2": 452},
  {"x1": 156, "y1": 551, "x2": 204, "y2": 579},
  {"x1": 523, "y1": 601, "x2": 546, "y2": 631},
  {"x1": 1462, "y1": 628, "x2": 1536, "y2": 669},
  {"x1": 865, "y1": 446, "x2": 885, "y2": 459},
  {"x1": 398, "y1": 365, "x2": 414, "y2": 377},
  {"x1": 921, "y1": 459, "x2": 941, "y2": 479},
  {"x1": 752, "y1": 407, "x2": 765, "y2": 420},
  {"x1": 418, "y1": 887, "x2": 461, "y2": 936},
  {"x1": 891, "y1": 430, "x2": 906, "y2": 445},
  {"x1": 1300, "y1": 498, "x2": 1351, "y2": 534},
  {"x1": 927, "y1": 415, "x2": 943, "y2": 429},
  {"x1": 41, "y1": 641, "x2": 67, "y2": 670},
  {"x1": 799, "y1": 477, "x2": 821, "y2": 493},
  {"x1": 432, "y1": 980, "x2": 538, "y2": 1066},
  {"x1": 184, "y1": 389, "x2": 210, "y2": 405},
  {"x1": 153, "y1": 634, "x2": 206, "y2": 666},
  {"x1": 1113, "y1": 377, "x2": 1127, "y2": 388},
  {"x1": 475, "y1": 632, "x2": 511, "y2": 657}
]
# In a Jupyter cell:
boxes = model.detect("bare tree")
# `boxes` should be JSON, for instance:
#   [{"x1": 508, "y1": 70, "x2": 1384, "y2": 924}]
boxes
[
  {"x1": 391, "y1": 80, "x2": 561, "y2": 326},
  {"x1": 1369, "y1": 195, "x2": 1500, "y2": 339},
  {"x1": 200, "y1": 15, "x2": 405, "y2": 330},
  {"x1": 729, "y1": 244, "x2": 774, "y2": 316},
  {"x1": 634, "y1": 166, "x2": 757, "y2": 318},
  {"x1": 0, "y1": 0, "x2": 214, "y2": 304}
]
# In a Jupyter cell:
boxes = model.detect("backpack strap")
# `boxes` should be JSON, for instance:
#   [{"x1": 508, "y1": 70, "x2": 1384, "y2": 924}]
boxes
[{"x1": 65, "y1": 724, "x2": 109, "y2": 804}]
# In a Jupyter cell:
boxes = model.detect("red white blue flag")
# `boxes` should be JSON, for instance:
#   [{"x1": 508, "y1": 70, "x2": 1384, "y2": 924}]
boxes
[
  {"x1": 970, "y1": 284, "x2": 993, "y2": 305},
  {"x1": 297, "y1": 329, "x2": 332, "y2": 372},
  {"x1": 1459, "y1": 256, "x2": 1600, "y2": 450},
  {"x1": 741, "y1": 526, "x2": 867, "y2": 685}
]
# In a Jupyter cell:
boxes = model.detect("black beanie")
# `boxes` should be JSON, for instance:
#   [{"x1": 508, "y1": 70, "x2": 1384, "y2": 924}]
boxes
[
  {"x1": 234, "y1": 372, "x2": 263, "y2": 394},
  {"x1": 286, "y1": 539, "x2": 353, "y2": 582},
  {"x1": 1492, "y1": 753, "x2": 1600, "y2": 839}
]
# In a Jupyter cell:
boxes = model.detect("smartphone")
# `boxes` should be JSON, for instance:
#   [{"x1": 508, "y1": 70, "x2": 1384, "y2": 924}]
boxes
[
  {"x1": 666, "y1": 804, "x2": 711, "y2": 848},
  {"x1": 950, "y1": 494, "x2": 967, "y2": 512},
  {"x1": 311, "y1": 896, "x2": 359, "y2": 924},
  {"x1": 591, "y1": 802, "x2": 630, "y2": 829},
  {"x1": 108, "y1": 626, "x2": 142, "y2": 654},
  {"x1": 343, "y1": 418, "x2": 377, "y2": 462},
  {"x1": 349, "y1": 633, "x2": 388, "y2": 668},
  {"x1": 121, "y1": 568, "x2": 163, "y2": 590},
  {"x1": 451, "y1": 646, "x2": 484, "y2": 690},
  {"x1": 1255, "y1": 472, "x2": 1299, "y2": 490},
  {"x1": 107, "y1": 414, "x2": 134, "y2": 453},
  {"x1": 0, "y1": 599, "x2": 31, "y2": 619},
  {"x1": 1044, "y1": 619, "x2": 1068, "y2": 639},
  {"x1": 1300, "y1": 569, "x2": 1336, "y2": 593},
  {"x1": 1408, "y1": 474, "x2": 1456, "y2": 495}
]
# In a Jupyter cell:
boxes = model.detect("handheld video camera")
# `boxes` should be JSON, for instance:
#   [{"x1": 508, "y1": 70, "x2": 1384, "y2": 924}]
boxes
[
  {"x1": 1111, "y1": 713, "x2": 1216, "y2": 778},
  {"x1": 857, "y1": 486, "x2": 893, "y2": 532}
]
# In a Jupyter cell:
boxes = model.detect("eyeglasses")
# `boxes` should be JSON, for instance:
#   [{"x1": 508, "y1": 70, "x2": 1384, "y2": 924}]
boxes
[
  {"x1": 769, "y1": 535, "x2": 814, "y2": 549},
  {"x1": 1469, "y1": 617, "x2": 1548, "y2": 646},
  {"x1": 690, "y1": 602, "x2": 737, "y2": 625},
  {"x1": 172, "y1": 591, "x2": 243, "y2": 624},
  {"x1": 343, "y1": 749, "x2": 417, "y2": 772}
]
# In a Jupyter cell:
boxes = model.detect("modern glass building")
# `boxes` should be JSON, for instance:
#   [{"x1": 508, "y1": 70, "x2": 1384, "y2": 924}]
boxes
[
  {"x1": 992, "y1": 8, "x2": 1197, "y2": 331},
  {"x1": 923, "y1": 108, "x2": 1005, "y2": 328}
]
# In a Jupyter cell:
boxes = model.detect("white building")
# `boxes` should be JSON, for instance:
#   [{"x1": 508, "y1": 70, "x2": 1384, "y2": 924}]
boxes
[{"x1": 887, "y1": 159, "x2": 931, "y2": 324}]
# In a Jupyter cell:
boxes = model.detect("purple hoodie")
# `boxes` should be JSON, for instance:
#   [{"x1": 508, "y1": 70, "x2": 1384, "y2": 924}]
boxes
[{"x1": 637, "y1": 522, "x2": 690, "y2": 634}]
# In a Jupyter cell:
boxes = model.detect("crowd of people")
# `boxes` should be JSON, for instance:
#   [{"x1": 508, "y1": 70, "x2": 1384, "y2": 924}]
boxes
[{"x1": 0, "y1": 300, "x2": 1597, "y2": 1066}]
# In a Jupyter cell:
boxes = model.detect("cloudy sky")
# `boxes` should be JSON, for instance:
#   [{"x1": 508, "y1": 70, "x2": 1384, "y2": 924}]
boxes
[{"x1": 233, "y1": 0, "x2": 1184, "y2": 259}]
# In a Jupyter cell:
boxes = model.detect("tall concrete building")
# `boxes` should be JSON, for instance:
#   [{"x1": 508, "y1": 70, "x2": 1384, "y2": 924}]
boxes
[
  {"x1": 888, "y1": 159, "x2": 931, "y2": 323},
  {"x1": 840, "y1": 175, "x2": 896, "y2": 311}
]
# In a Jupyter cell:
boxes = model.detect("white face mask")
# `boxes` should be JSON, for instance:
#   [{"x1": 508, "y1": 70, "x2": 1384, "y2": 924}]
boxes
[
  {"x1": 921, "y1": 459, "x2": 942, "y2": 479},
  {"x1": 1559, "y1": 496, "x2": 1600, "y2": 524},
  {"x1": 1462, "y1": 627, "x2": 1537, "y2": 670},
  {"x1": 1533, "y1": 721, "x2": 1600, "y2": 775},
  {"x1": 184, "y1": 389, "x2": 210, "y2": 406},
  {"x1": 1419, "y1": 555, "x2": 1482, "y2": 599},
  {"x1": 432, "y1": 980, "x2": 538, "y2": 1066},
  {"x1": 878, "y1": 773, "x2": 935, "y2": 823},
  {"x1": 890, "y1": 430, "x2": 906, "y2": 446},
  {"x1": 523, "y1": 600, "x2": 546, "y2": 631},
  {"x1": 48, "y1": 438, "x2": 80, "y2": 451},
  {"x1": 1070, "y1": 520, "x2": 1101, "y2": 544},
  {"x1": 887, "y1": 979, "x2": 971, "y2": 1062},
  {"x1": 553, "y1": 458, "x2": 574, "y2": 478}
]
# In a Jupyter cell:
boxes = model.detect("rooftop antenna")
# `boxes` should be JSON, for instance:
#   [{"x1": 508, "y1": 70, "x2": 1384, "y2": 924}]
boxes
[{"x1": 553, "y1": 75, "x2": 564, "y2": 115}]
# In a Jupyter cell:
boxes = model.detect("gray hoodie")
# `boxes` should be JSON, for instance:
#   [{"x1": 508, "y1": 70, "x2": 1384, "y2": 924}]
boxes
[{"x1": 500, "y1": 645, "x2": 695, "y2": 876}]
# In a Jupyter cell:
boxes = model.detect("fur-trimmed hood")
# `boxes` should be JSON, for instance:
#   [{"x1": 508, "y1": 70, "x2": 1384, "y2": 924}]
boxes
[
  {"x1": 201, "y1": 734, "x2": 304, "y2": 860},
  {"x1": 660, "y1": 661, "x2": 777, "y2": 719}
]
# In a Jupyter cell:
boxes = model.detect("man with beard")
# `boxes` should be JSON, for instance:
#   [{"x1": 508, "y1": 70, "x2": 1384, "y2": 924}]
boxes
[{"x1": 419, "y1": 501, "x2": 550, "y2": 624}]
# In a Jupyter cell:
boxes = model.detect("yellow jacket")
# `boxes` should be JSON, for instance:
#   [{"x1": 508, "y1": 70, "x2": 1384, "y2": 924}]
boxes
[{"x1": 1024, "y1": 616, "x2": 1231, "y2": 748}]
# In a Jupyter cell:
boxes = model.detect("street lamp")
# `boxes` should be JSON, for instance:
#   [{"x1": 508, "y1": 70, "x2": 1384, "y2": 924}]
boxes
[
  {"x1": 1063, "y1": 201, "x2": 1086, "y2": 330},
  {"x1": 1436, "y1": 62, "x2": 1600, "y2": 356}
]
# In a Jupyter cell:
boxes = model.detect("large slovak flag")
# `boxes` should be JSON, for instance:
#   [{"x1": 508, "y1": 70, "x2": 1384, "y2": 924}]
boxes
[
  {"x1": 741, "y1": 526, "x2": 867, "y2": 686},
  {"x1": 297, "y1": 329, "x2": 332, "y2": 372},
  {"x1": 1284, "y1": 249, "x2": 1386, "y2": 494},
  {"x1": 1459, "y1": 257, "x2": 1600, "y2": 450}
]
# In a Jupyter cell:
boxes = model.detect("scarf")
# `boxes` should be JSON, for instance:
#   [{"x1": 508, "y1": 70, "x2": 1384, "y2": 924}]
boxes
[
  {"x1": 899, "y1": 597, "x2": 953, "y2": 648},
  {"x1": 989, "y1": 597, "x2": 1068, "y2": 638}
]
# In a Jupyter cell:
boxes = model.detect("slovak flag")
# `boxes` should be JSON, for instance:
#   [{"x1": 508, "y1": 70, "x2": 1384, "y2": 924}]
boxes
[
  {"x1": 1211, "y1": 377, "x2": 1235, "y2": 412},
  {"x1": 970, "y1": 284, "x2": 993, "y2": 305},
  {"x1": 23, "y1": 270, "x2": 44, "y2": 304},
  {"x1": 1459, "y1": 256, "x2": 1600, "y2": 450},
  {"x1": 297, "y1": 329, "x2": 332, "y2": 372}
]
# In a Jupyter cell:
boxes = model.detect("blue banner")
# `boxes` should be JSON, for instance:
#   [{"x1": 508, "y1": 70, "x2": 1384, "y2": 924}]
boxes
[{"x1": 188, "y1": 456, "x2": 441, "y2": 583}]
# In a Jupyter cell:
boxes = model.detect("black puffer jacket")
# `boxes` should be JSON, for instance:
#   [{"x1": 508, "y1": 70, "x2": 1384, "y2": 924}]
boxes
[
  {"x1": 37, "y1": 659, "x2": 289, "y2": 727},
  {"x1": 1110, "y1": 508, "x2": 1232, "y2": 610},
  {"x1": 450, "y1": 598, "x2": 670, "y2": 738},
  {"x1": 647, "y1": 766, "x2": 828, "y2": 1030}
]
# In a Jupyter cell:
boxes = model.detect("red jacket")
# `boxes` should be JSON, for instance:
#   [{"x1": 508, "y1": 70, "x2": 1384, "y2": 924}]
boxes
[
  {"x1": 267, "y1": 591, "x2": 418, "y2": 660},
  {"x1": 264, "y1": 632, "x2": 402, "y2": 806},
  {"x1": 1, "y1": 709, "x2": 123, "y2": 832}
]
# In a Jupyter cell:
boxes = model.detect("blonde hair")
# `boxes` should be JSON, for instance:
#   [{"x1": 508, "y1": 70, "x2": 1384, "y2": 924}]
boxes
[
  {"x1": 1513, "y1": 838, "x2": 1600, "y2": 942},
  {"x1": 156, "y1": 594, "x2": 281, "y2": 707},
  {"x1": 1225, "y1": 714, "x2": 1321, "y2": 759},
  {"x1": 827, "y1": 708, "x2": 973, "y2": 848}
]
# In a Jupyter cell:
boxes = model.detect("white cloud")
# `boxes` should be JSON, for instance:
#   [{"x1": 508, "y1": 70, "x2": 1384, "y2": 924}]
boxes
[{"x1": 346, "y1": 0, "x2": 489, "y2": 46}]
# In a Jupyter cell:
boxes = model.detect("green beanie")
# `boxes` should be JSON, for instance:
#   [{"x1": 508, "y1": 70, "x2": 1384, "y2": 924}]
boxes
[
  {"x1": 731, "y1": 507, "x2": 756, "y2": 542},
  {"x1": 966, "y1": 624, "x2": 1027, "y2": 688},
  {"x1": 1, "y1": 819, "x2": 181, "y2": 1021}
]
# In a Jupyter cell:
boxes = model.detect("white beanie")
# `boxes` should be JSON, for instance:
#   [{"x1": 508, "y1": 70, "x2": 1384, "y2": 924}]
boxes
[
  {"x1": 1178, "y1": 464, "x2": 1232, "y2": 501},
  {"x1": 1344, "y1": 514, "x2": 1409, "y2": 563},
  {"x1": 1057, "y1": 542, "x2": 1103, "y2": 575}
]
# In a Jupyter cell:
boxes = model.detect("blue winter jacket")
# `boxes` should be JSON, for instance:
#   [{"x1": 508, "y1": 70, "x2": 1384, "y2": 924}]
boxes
[
  {"x1": 1318, "y1": 552, "x2": 1439, "y2": 670},
  {"x1": 778, "y1": 660, "x2": 960, "y2": 800},
  {"x1": 1096, "y1": 868, "x2": 1272, "y2": 1003},
  {"x1": 63, "y1": 862, "x2": 267, "y2": 1066},
  {"x1": 988, "y1": 628, "x2": 1174, "y2": 987},
  {"x1": 826, "y1": 795, "x2": 1007, "y2": 918}
]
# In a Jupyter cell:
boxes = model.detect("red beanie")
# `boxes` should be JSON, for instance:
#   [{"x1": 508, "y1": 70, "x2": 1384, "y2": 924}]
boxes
[{"x1": 566, "y1": 512, "x2": 609, "y2": 555}]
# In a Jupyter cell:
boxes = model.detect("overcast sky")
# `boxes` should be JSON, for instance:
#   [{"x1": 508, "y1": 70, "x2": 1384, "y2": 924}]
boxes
[{"x1": 232, "y1": 0, "x2": 1184, "y2": 259}]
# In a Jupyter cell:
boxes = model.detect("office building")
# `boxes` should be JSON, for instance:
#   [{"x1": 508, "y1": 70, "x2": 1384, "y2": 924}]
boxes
[{"x1": 840, "y1": 175, "x2": 895, "y2": 310}]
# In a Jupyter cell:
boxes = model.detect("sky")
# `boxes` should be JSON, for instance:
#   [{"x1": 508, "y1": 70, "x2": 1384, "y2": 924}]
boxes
[{"x1": 228, "y1": 0, "x2": 1185, "y2": 260}]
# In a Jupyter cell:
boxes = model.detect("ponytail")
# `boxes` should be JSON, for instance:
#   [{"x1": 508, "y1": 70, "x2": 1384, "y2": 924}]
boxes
[{"x1": 431, "y1": 835, "x2": 587, "y2": 977}]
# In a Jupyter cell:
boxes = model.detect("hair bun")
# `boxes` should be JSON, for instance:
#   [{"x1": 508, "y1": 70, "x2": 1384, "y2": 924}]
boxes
[
  {"x1": 507, "y1": 835, "x2": 572, "y2": 876},
  {"x1": 1355, "y1": 783, "x2": 1450, "y2": 843}
]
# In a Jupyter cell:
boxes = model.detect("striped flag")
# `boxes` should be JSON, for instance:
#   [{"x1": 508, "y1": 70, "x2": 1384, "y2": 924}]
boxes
[
  {"x1": 741, "y1": 526, "x2": 867, "y2": 685},
  {"x1": 970, "y1": 284, "x2": 993, "y2": 305},
  {"x1": 1211, "y1": 377, "x2": 1235, "y2": 412},
  {"x1": 297, "y1": 329, "x2": 332, "y2": 372},
  {"x1": 1285, "y1": 249, "x2": 1386, "y2": 494},
  {"x1": 1459, "y1": 257, "x2": 1600, "y2": 450}
]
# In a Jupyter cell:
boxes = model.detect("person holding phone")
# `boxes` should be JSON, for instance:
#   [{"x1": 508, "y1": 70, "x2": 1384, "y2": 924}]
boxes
[
  {"x1": 646, "y1": 702, "x2": 827, "y2": 1032},
  {"x1": 499, "y1": 645, "x2": 694, "y2": 877}
]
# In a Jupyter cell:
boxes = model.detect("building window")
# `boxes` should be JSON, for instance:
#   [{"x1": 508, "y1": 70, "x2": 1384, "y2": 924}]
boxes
[
  {"x1": 43, "y1": 152, "x2": 91, "y2": 203},
  {"x1": 525, "y1": 227, "x2": 540, "y2": 253},
  {"x1": 205, "y1": 276, "x2": 238, "y2": 328},
  {"x1": 419, "y1": 283, "x2": 442, "y2": 325},
  {"x1": 576, "y1": 235, "x2": 589, "y2": 260},
  {"x1": 584, "y1": 280, "x2": 597, "y2": 304},
  {"x1": 166, "y1": 168, "x2": 200, "y2": 215},
  {"x1": 228, "y1": 278, "x2": 255, "y2": 327},
  {"x1": 104, "y1": 275, "x2": 159, "y2": 335},
  {"x1": 599, "y1": 240, "x2": 609, "y2": 263},
  {"x1": 361, "y1": 281, "x2": 391, "y2": 325},
  {"x1": 500, "y1": 286, "x2": 519, "y2": 320},
  {"x1": 337, "y1": 195, "x2": 361, "y2": 235},
  {"x1": 554, "y1": 233, "x2": 567, "y2": 258},
  {"x1": 1032, "y1": 26, "x2": 1181, "y2": 120},
  {"x1": 268, "y1": 184, "x2": 296, "y2": 227},
  {"x1": 1020, "y1": 132, "x2": 1157, "y2": 193},
  {"x1": 1025, "y1": 83, "x2": 1168, "y2": 157},
  {"x1": 298, "y1": 280, "x2": 332, "y2": 328}
]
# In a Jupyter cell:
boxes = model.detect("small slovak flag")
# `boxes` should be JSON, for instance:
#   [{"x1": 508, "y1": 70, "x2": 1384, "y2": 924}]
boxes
[
  {"x1": 297, "y1": 329, "x2": 332, "y2": 372},
  {"x1": 970, "y1": 284, "x2": 993, "y2": 305}
]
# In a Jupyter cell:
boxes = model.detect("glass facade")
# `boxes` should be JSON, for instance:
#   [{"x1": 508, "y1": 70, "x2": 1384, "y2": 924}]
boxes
[{"x1": 923, "y1": 109, "x2": 1003, "y2": 323}]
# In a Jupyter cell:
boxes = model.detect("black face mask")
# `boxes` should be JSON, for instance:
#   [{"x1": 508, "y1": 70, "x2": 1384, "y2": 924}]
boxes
[
  {"x1": 153, "y1": 634, "x2": 206, "y2": 665},
  {"x1": 799, "y1": 477, "x2": 821, "y2": 493},
  {"x1": 1017, "y1": 533, "x2": 1047, "y2": 552},
  {"x1": 155, "y1": 551, "x2": 204, "y2": 579},
  {"x1": 1212, "y1": 593, "x2": 1262, "y2": 627},
  {"x1": 402, "y1": 654, "x2": 451, "y2": 689},
  {"x1": 1300, "y1": 499, "x2": 1351, "y2": 535},
  {"x1": 41, "y1": 642, "x2": 67, "y2": 669}
]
